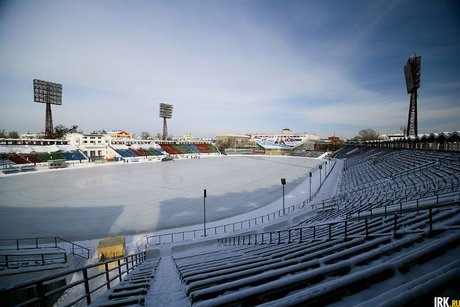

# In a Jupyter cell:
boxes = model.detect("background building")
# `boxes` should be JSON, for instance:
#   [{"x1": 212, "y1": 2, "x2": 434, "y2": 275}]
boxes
[{"x1": 66, "y1": 133, "x2": 110, "y2": 160}]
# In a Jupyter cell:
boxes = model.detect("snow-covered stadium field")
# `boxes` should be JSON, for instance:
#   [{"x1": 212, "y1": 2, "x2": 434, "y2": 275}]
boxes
[{"x1": 0, "y1": 156, "x2": 322, "y2": 241}]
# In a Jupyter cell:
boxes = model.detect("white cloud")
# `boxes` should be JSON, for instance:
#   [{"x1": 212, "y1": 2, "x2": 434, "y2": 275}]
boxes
[{"x1": 0, "y1": 1, "x2": 458, "y2": 138}]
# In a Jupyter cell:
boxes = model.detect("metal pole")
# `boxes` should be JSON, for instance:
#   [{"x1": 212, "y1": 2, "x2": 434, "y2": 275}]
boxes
[
  {"x1": 203, "y1": 189, "x2": 207, "y2": 237},
  {"x1": 37, "y1": 281, "x2": 47, "y2": 307},
  {"x1": 283, "y1": 184, "x2": 285, "y2": 215},
  {"x1": 83, "y1": 268, "x2": 91, "y2": 305},
  {"x1": 429, "y1": 207, "x2": 433, "y2": 233},
  {"x1": 319, "y1": 165, "x2": 322, "y2": 185},
  {"x1": 163, "y1": 117, "x2": 168, "y2": 140},
  {"x1": 309, "y1": 172, "x2": 312, "y2": 201},
  {"x1": 105, "y1": 263, "x2": 110, "y2": 290},
  {"x1": 281, "y1": 178, "x2": 286, "y2": 215}
]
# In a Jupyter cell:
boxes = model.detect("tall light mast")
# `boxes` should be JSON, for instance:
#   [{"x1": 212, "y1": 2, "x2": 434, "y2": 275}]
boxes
[
  {"x1": 403, "y1": 55, "x2": 421, "y2": 137},
  {"x1": 33, "y1": 79, "x2": 63, "y2": 138},
  {"x1": 159, "y1": 103, "x2": 173, "y2": 140}
]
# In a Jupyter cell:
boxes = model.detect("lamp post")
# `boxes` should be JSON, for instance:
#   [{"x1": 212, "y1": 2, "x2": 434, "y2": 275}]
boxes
[
  {"x1": 309, "y1": 172, "x2": 312, "y2": 201},
  {"x1": 281, "y1": 178, "x2": 286, "y2": 215},
  {"x1": 203, "y1": 189, "x2": 207, "y2": 237}
]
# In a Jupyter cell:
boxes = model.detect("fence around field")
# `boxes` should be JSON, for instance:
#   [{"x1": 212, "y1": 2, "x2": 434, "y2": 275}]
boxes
[
  {"x1": 136, "y1": 159, "x2": 337, "y2": 249},
  {"x1": 140, "y1": 202, "x2": 307, "y2": 247},
  {"x1": 0, "y1": 251, "x2": 147, "y2": 307}
]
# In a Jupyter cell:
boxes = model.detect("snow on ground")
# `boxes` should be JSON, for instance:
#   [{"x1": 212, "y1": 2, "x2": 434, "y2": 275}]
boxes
[
  {"x1": 140, "y1": 158, "x2": 342, "y2": 307},
  {"x1": 156, "y1": 157, "x2": 341, "y2": 257},
  {"x1": 0, "y1": 154, "x2": 344, "y2": 306},
  {"x1": 0, "y1": 155, "x2": 331, "y2": 244}
]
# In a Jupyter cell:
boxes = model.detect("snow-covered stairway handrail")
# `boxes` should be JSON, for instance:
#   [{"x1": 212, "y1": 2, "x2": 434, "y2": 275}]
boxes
[
  {"x1": 91, "y1": 257, "x2": 161, "y2": 306},
  {"x1": 0, "y1": 251, "x2": 148, "y2": 306}
]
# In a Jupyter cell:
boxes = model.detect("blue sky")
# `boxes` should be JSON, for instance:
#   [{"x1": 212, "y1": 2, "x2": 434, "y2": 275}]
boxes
[{"x1": 0, "y1": 0, "x2": 459, "y2": 138}]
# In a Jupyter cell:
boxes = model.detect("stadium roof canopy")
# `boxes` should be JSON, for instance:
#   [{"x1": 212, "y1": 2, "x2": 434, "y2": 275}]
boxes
[{"x1": 363, "y1": 131, "x2": 460, "y2": 151}]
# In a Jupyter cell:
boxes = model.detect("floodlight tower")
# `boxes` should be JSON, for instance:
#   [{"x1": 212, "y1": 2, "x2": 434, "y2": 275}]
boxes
[
  {"x1": 159, "y1": 103, "x2": 173, "y2": 140},
  {"x1": 33, "y1": 79, "x2": 62, "y2": 139},
  {"x1": 403, "y1": 54, "x2": 421, "y2": 137}
]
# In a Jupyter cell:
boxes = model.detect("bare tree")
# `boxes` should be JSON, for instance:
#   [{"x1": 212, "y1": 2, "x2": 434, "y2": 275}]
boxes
[
  {"x1": 216, "y1": 138, "x2": 236, "y2": 152},
  {"x1": 7, "y1": 131, "x2": 19, "y2": 139},
  {"x1": 356, "y1": 128, "x2": 379, "y2": 141},
  {"x1": 55, "y1": 124, "x2": 81, "y2": 138},
  {"x1": 0, "y1": 129, "x2": 7, "y2": 138},
  {"x1": 141, "y1": 131, "x2": 150, "y2": 139}
]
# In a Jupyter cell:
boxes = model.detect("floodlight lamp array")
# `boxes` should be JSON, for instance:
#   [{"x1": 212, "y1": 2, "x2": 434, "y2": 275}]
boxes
[
  {"x1": 404, "y1": 55, "x2": 421, "y2": 94},
  {"x1": 33, "y1": 79, "x2": 63, "y2": 105},
  {"x1": 159, "y1": 103, "x2": 173, "y2": 119}
]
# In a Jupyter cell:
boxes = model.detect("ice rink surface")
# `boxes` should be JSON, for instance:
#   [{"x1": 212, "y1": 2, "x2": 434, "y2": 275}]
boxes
[{"x1": 0, "y1": 156, "x2": 321, "y2": 241}]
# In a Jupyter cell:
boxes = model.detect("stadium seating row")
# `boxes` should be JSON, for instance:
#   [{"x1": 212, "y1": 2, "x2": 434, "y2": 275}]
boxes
[
  {"x1": 333, "y1": 148, "x2": 460, "y2": 215},
  {"x1": 173, "y1": 208, "x2": 460, "y2": 305},
  {"x1": 112, "y1": 147, "x2": 165, "y2": 158},
  {"x1": 112, "y1": 143, "x2": 219, "y2": 157},
  {"x1": 158, "y1": 143, "x2": 219, "y2": 155},
  {"x1": 0, "y1": 150, "x2": 88, "y2": 165},
  {"x1": 0, "y1": 143, "x2": 220, "y2": 166},
  {"x1": 0, "y1": 142, "x2": 219, "y2": 166}
]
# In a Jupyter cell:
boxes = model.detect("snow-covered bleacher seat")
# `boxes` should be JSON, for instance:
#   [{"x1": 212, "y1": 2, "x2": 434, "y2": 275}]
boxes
[{"x1": 173, "y1": 206, "x2": 460, "y2": 306}]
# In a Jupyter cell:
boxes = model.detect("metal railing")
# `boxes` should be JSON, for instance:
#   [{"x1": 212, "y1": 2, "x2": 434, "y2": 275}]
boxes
[
  {"x1": 137, "y1": 202, "x2": 307, "y2": 249},
  {"x1": 352, "y1": 190, "x2": 460, "y2": 220},
  {"x1": 0, "y1": 237, "x2": 91, "y2": 259},
  {"x1": 390, "y1": 161, "x2": 438, "y2": 179},
  {"x1": 0, "y1": 251, "x2": 147, "y2": 307},
  {"x1": 136, "y1": 159, "x2": 338, "y2": 249},
  {"x1": 218, "y1": 202, "x2": 460, "y2": 246},
  {"x1": 312, "y1": 183, "x2": 460, "y2": 213},
  {"x1": 310, "y1": 188, "x2": 460, "y2": 217}
]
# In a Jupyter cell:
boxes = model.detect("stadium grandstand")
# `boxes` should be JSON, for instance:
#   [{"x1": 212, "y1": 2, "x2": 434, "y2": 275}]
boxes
[
  {"x1": 0, "y1": 140, "x2": 89, "y2": 173},
  {"x1": 1, "y1": 141, "x2": 459, "y2": 306},
  {"x1": 0, "y1": 133, "x2": 221, "y2": 173}
]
